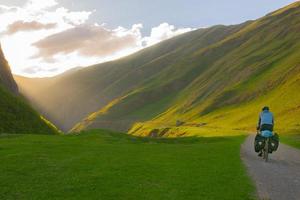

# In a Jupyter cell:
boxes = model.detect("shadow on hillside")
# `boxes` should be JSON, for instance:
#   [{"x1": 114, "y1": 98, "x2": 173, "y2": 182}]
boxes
[{"x1": 75, "y1": 129, "x2": 243, "y2": 144}]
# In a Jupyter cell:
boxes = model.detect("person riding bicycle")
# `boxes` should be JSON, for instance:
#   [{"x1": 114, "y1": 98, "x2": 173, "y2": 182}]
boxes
[
  {"x1": 257, "y1": 106, "x2": 274, "y2": 132},
  {"x1": 256, "y1": 106, "x2": 274, "y2": 157}
]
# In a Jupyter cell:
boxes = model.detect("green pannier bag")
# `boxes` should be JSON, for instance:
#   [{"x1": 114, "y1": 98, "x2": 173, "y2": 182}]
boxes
[
  {"x1": 269, "y1": 133, "x2": 279, "y2": 152},
  {"x1": 254, "y1": 133, "x2": 279, "y2": 153},
  {"x1": 254, "y1": 134, "x2": 265, "y2": 152}
]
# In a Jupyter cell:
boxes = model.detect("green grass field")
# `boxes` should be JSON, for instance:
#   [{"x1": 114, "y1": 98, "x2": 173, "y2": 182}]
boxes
[
  {"x1": 281, "y1": 134, "x2": 300, "y2": 149},
  {"x1": 0, "y1": 130, "x2": 254, "y2": 200}
]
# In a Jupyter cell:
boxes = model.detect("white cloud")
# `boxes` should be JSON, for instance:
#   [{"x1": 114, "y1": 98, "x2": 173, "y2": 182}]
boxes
[
  {"x1": 144, "y1": 23, "x2": 195, "y2": 46},
  {"x1": 31, "y1": 22, "x2": 193, "y2": 65},
  {"x1": 0, "y1": 5, "x2": 18, "y2": 13},
  {"x1": 0, "y1": 0, "x2": 93, "y2": 77},
  {"x1": 32, "y1": 24, "x2": 143, "y2": 60},
  {"x1": 22, "y1": 65, "x2": 59, "y2": 74},
  {"x1": 0, "y1": 0, "x2": 194, "y2": 77},
  {"x1": 55, "y1": 7, "x2": 92, "y2": 26},
  {"x1": 25, "y1": 0, "x2": 58, "y2": 11},
  {"x1": 3, "y1": 20, "x2": 57, "y2": 35}
]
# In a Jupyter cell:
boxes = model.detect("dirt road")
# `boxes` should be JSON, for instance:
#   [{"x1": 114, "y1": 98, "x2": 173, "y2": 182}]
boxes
[{"x1": 241, "y1": 135, "x2": 300, "y2": 200}]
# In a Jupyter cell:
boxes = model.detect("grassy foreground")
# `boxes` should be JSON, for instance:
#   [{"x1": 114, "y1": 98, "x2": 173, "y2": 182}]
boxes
[
  {"x1": 281, "y1": 133, "x2": 300, "y2": 149},
  {"x1": 0, "y1": 130, "x2": 254, "y2": 200}
]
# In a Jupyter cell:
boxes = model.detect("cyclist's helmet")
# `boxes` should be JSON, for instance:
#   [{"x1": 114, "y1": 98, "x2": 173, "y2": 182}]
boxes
[{"x1": 262, "y1": 106, "x2": 269, "y2": 111}]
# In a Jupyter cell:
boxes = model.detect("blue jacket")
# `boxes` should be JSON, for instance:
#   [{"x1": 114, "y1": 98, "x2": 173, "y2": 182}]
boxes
[{"x1": 258, "y1": 110, "x2": 274, "y2": 126}]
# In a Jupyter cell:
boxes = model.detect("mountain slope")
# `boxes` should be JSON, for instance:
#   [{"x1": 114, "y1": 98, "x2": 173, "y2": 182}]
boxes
[
  {"x1": 15, "y1": 22, "x2": 248, "y2": 132},
  {"x1": 74, "y1": 1, "x2": 300, "y2": 135},
  {"x1": 0, "y1": 44, "x2": 18, "y2": 94},
  {"x1": 129, "y1": 2, "x2": 300, "y2": 136},
  {"x1": 16, "y1": 2, "x2": 300, "y2": 136},
  {"x1": 0, "y1": 44, "x2": 58, "y2": 134}
]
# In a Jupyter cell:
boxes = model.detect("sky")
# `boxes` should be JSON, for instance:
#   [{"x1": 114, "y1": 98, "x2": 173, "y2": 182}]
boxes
[{"x1": 0, "y1": 0, "x2": 297, "y2": 77}]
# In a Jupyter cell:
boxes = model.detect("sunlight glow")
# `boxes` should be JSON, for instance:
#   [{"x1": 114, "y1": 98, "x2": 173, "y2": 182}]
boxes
[{"x1": 0, "y1": 0, "x2": 193, "y2": 77}]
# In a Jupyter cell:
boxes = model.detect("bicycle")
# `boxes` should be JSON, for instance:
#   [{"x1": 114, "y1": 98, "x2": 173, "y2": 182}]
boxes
[{"x1": 258, "y1": 130, "x2": 273, "y2": 162}]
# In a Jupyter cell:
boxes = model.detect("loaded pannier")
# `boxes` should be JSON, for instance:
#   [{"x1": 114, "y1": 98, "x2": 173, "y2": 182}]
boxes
[
  {"x1": 254, "y1": 133, "x2": 279, "y2": 153},
  {"x1": 254, "y1": 134, "x2": 265, "y2": 152},
  {"x1": 269, "y1": 133, "x2": 279, "y2": 152}
]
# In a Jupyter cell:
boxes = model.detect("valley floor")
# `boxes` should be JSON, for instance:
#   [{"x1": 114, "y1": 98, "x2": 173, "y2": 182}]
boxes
[{"x1": 0, "y1": 130, "x2": 254, "y2": 200}]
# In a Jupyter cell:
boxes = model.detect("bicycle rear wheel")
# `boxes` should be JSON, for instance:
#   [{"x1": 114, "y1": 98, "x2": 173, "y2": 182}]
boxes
[{"x1": 264, "y1": 138, "x2": 269, "y2": 162}]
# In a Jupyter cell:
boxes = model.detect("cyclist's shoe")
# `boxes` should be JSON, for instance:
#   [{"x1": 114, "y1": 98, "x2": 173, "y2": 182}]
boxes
[{"x1": 258, "y1": 152, "x2": 263, "y2": 157}]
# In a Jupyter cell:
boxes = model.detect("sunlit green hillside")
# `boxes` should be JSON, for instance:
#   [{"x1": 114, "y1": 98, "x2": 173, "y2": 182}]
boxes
[
  {"x1": 75, "y1": 2, "x2": 300, "y2": 136},
  {"x1": 16, "y1": 22, "x2": 248, "y2": 132},
  {"x1": 16, "y1": 2, "x2": 300, "y2": 136}
]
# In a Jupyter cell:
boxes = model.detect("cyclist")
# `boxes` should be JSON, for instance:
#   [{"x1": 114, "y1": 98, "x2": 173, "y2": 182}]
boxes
[
  {"x1": 257, "y1": 106, "x2": 274, "y2": 132},
  {"x1": 257, "y1": 106, "x2": 274, "y2": 156}
]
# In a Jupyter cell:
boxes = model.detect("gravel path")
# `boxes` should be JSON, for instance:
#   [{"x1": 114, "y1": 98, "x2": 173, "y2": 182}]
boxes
[{"x1": 241, "y1": 135, "x2": 300, "y2": 200}]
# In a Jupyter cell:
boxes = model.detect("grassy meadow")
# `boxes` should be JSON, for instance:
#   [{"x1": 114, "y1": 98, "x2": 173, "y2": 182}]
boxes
[
  {"x1": 281, "y1": 133, "x2": 300, "y2": 149},
  {"x1": 0, "y1": 130, "x2": 255, "y2": 200}
]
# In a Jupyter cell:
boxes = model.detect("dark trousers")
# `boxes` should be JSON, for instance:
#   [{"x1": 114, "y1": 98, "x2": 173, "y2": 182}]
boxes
[{"x1": 260, "y1": 124, "x2": 273, "y2": 131}]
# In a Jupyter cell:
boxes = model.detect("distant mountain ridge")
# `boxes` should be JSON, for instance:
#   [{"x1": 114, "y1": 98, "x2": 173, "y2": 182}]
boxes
[{"x1": 15, "y1": 2, "x2": 300, "y2": 136}]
